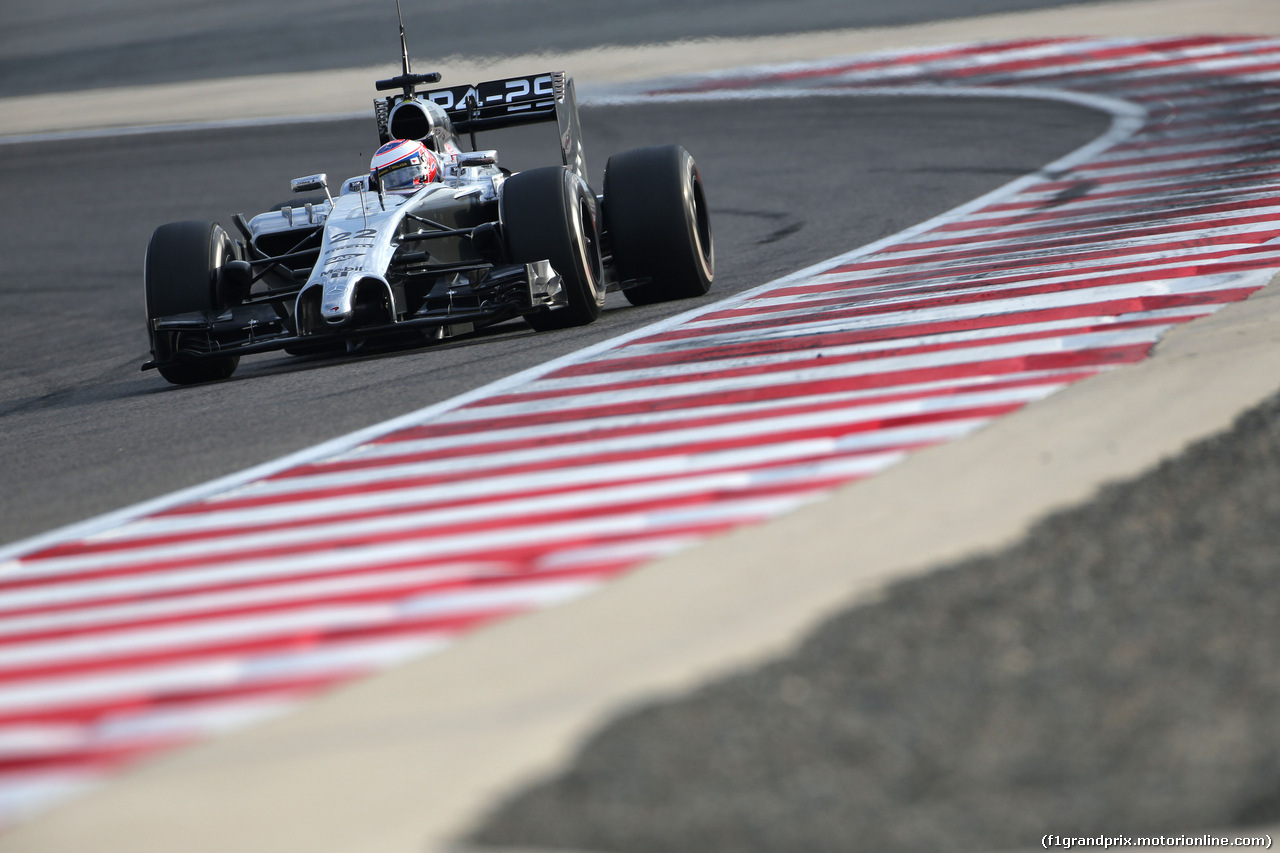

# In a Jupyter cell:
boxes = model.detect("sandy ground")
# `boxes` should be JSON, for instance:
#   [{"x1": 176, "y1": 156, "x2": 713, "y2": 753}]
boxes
[
  {"x1": 476, "y1": 398, "x2": 1280, "y2": 852},
  {"x1": 4, "y1": 1, "x2": 1280, "y2": 851}
]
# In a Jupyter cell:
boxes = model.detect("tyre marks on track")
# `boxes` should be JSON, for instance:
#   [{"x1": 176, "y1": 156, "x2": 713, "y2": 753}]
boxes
[{"x1": 4, "y1": 35, "x2": 1280, "y2": 826}]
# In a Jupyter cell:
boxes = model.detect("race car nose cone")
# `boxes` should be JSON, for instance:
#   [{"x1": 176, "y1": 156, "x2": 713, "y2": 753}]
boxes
[{"x1": 321, "y1": 280, "x2": 357, "y2": 325}]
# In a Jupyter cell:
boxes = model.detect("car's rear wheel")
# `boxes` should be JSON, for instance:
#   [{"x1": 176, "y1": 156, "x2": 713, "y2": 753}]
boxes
[
  {"x1": 502, "y1": 166, "x2": 605, "y2": 331},
  {"x1": 604, "y1": 145, "x2": 714, "y2": 306},
  {"x1": 144, "y1": 220, "x2": 241, "y2": 385}
]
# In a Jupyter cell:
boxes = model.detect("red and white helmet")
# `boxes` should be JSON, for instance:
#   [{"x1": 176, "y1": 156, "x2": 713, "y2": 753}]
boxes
[{"x1": 371, "y1": 139, "x2": 439, "y2": 191}]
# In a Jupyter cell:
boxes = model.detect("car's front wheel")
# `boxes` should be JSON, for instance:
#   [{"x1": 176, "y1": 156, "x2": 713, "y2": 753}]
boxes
[
  {"x1": 144, "y1": 220, "x2": 241, "y2": 385},
  {"x1": 502, "y1": 166, "x2": 605, "y2": 331}
]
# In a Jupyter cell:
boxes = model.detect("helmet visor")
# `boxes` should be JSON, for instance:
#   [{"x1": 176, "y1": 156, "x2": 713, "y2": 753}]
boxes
[{"x1": 377, "y1": 157, "x2": 424, "y2": 191}]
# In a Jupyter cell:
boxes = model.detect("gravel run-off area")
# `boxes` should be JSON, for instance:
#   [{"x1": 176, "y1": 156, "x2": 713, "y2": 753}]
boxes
[{"x1": 471, "y1": 383, "x2": 1280, "y2": 852}]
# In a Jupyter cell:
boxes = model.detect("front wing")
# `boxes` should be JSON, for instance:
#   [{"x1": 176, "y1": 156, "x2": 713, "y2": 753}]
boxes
[{"x1": 143, "y1": 260, "x2": 564, "y2": 370}]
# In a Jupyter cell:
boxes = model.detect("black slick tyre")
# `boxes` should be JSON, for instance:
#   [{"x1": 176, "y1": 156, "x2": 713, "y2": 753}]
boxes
[
  {"x1": 604, "y1": 144, "x2": 714, "y2": 306},
  {"x1": 144, "y1": 220, "x2": 241, "y2": 385},
  {"x1": 501, "y1": 166, "x2": 605, "y2": 331}
]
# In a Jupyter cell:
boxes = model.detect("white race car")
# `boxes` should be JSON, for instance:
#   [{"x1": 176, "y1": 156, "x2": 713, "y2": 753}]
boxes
[{"x1": 143, "y1": 22, "x2": 713, "y2": 385}]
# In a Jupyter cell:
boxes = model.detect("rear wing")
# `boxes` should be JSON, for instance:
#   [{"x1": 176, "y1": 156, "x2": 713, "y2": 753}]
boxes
[
  {"x1": 375, "y1": 71, "x2": 587, "y2": 182},
  {"x1": 426, "y1": 72, "x2": 561, "y2": 131}
]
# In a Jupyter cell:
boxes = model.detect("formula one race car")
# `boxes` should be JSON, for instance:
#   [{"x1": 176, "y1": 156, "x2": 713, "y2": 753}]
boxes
[{"x1": 143, "y1": 26, "x2": 713, "y2": 385}]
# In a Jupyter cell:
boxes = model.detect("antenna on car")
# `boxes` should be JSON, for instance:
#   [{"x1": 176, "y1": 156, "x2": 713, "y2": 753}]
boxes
[
  {"x1": 375, "y1": 0, "x2": 442, "y2": 97},
  {"x1": 394, "y1": 0, "x2": 412, "y2": 83}
]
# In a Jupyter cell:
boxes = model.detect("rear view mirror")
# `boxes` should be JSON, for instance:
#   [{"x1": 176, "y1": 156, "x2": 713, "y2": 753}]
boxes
[
  {"x1": 459, "y1": 151, "x2": 498, "y2": 167},
  {"x1": 291, "y1": 174, "x2": 329, "y2": 193}
]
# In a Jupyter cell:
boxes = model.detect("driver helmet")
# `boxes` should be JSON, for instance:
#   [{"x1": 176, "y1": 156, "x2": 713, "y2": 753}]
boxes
[{"x1": 371, "y1": 139, "x2": 439, "y2": 191}]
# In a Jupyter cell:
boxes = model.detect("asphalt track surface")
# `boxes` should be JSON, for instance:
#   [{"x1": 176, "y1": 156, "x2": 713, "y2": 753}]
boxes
[
  {"x1": 0, "y1": 0, "x2": 1093, "y2": 97},
  {"x1": 0, "y1": 95, "x2": 1106, "y2": 550}
]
